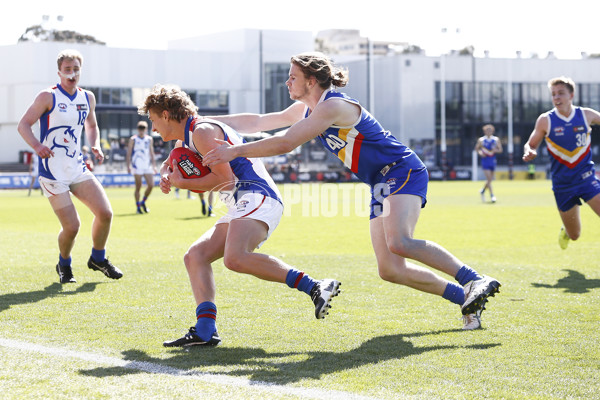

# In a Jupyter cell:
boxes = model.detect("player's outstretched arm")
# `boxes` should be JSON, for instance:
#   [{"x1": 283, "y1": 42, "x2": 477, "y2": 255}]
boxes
[{"x1": 523, "y1": 114, "x2": 548, "y2": 162}]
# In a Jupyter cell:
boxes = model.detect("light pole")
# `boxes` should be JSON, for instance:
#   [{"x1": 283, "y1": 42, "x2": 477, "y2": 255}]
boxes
[
  {"x1": 439, "y1": 28, "x2": 459, "y2": 180},
  {"x1": 506, "y1": 57, "x2": 515, "y2": 180},
  {"x1": 440, "y1": 38, "x2": 447, "y2": 180}
]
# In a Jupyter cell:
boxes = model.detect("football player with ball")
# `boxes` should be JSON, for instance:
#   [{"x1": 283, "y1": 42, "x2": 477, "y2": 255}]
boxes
[{"x1": 139, "y1": 84, "x2": 341, "y2": 347}]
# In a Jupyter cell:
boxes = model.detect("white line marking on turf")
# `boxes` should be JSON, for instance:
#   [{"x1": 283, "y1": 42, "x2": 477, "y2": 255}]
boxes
[{"x1": 0, "y1": 338, "x2": 383, "y2": 400}]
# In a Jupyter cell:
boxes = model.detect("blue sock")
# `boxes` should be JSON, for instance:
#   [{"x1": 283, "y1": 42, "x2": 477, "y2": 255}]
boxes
[
  {"x1": 59, "y1": 255, "x2": 71, "y2": 267},
  {"x1": 442, "y1": 283, "x2": 465, "y2": 306},
  {"x1": 285, "y1": 269, "x2": 317, "y2": 295},
  {"x1": 91, "y1": 248, "x2": 105, "y2": 263},
  {"x1": 194, "y1": 302, "x2": 217, "y2": 341},
  {"x1": 455, "y1": 265, "x2": 482, "y2": 286}
]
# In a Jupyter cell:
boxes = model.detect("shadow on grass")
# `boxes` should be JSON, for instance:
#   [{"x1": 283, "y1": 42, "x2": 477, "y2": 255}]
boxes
[
  {"x1": 176, "y1": 216, "x2": 206, "y2": 221},
  {"x1": 114, "y1": 212, "x2": 145, "y2": 218},
  {"x1": 0, "y1": 282, "x2": 101, "y2": 313},
  {"x1": 531, "y1": 269, "x2": 600, "y2": 293},
  {"x1": 79, "y1": 329, "x2": 501, "y2": 384}
]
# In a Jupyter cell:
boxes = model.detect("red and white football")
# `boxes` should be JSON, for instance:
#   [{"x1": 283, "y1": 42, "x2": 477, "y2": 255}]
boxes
[{"x1": 167, "y1": 147, "x2": 211, "y2": 193}]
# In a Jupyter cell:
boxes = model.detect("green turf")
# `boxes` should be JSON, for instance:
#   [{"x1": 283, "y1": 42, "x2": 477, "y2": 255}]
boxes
[{"x1": 1, "y1": 180, "x2": 599, "y2": 399}]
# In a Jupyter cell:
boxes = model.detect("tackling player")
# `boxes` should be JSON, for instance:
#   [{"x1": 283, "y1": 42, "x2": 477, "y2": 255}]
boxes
[{"x1": 202, "y1": 52, "x2": 501, "y2": 330}]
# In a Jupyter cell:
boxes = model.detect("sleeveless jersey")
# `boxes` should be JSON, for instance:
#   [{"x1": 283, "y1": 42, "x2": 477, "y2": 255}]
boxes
[
  {"x1": 545, "y1": 107, "x2": 594, "y2": 189},
  {"x1": 481, "y1": 137, "x2": 498, "y2": 158},
  {"x1": 310, "y1": 90, "x2": 425, "y2": 186},
  {"x1": 38, "y1": 84, "x2": 90, "y2": 181},
  {"x1": 182, "y1": 116, "x2": 282, "y2": 203},
  {"x1": 131, "y1": 134, "x2": 153, "y2": 171}
]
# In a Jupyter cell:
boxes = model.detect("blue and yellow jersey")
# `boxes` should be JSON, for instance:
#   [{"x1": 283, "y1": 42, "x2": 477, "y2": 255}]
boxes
[
  {"x1": 545, "y1": 106, "x2": 594, "y2": 189},
  {"x1": 310, "y1": 90, "x2": 425, "y2": 186},
  {"x1": 481, "y1": 137, "x2": 497, "y2": 158}
]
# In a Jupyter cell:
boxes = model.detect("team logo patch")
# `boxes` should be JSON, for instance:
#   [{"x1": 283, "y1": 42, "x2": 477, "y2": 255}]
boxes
[
  {"x1": 236, "y1": 200, "x2": 249, "y2": 211},
  {"x1": 386, "y1": 177, "x2": 398, "y2": 190},
  {"x1": 58, "y1": 103, "x2": 67, "y2": 111},
  {"x1": 554, "y1": 127, "x2": 564, "y2": 135}
]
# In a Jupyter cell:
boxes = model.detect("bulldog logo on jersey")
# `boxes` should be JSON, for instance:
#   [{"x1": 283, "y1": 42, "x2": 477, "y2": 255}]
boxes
[{"x1": 47, "y1": 125, "x2": 79, "y2": 158}]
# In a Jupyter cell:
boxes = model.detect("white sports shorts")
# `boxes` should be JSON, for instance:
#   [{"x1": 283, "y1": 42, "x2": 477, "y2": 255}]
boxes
[
  {"x1": 132, "y1": 167, "x2": 155, "y2": 176},
  {"x1": 216, "y1": 192, "x2": 283, "y2": 248},
  {"x1": 39, "y1": 168, "x2": 96, "y2": 198}
]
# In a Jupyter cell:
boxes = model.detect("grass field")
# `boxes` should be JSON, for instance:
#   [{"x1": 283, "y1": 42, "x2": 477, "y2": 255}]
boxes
[{"x1": 1, "y1": 180, "x2": 599, "y2": 399}]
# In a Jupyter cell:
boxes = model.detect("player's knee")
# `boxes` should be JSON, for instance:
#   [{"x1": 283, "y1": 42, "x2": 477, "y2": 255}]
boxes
[
  {"x1": 184, "y1": 246, "x2": 205, "y2": 271},
  {"x1": 97, "y1": 207, "x2": 113, "y2": 224},
  {"x1": 377, "y1": 263, "x2": 408, "y2": 284},
  {"x1": 377, "y1": 267, "x2": 396, "y2": 282},
  {"x1": 62, "y1": 220, "x2": 80, "y2": 237},
  {"x1": 569, "y1": 229, "x2": 581, "y2": 241},
  {"x1": 222, "y1": 251, "x2": 248, "y2": 274},
  {"x1": 386, "y1": 237, "x2": 414, "y2": 258}
]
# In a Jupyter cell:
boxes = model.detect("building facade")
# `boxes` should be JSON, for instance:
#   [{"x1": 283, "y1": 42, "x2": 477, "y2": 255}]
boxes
[{"x1": 1, "y1": 29, "x2": 599, "y2": 176}]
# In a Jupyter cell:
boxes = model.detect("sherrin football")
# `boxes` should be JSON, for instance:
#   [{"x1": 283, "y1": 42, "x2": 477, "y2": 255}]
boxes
[{"x1": 167, "y1": 147, "x2": 211, "y2": 193}]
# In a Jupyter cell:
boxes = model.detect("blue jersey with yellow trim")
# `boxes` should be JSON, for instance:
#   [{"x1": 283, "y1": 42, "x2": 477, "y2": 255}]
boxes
[
  {"x1": 481, "y1": 137, "x2": 497, "y2": 158},
  {"x1": 310, "y1": 90, "x2": 425, "y2": 186},
  {"x1": 545, "y1": 107, "x2": 594, "y2": 189}
]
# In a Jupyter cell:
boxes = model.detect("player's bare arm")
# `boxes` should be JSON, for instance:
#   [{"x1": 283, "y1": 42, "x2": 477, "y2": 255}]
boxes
[
  {"x1": 583, "y1": 108, "x2": 600, "y2": 125},
  {"x1": 169, "y1": 123, "x2": 234, "y2": 193},
  {"x1": 17, "y1": 90, "x2": 55, "y2": 158},
  {"x1": 149, "y1": 137, "x2": 157, "y2": 172},
  {"x1": 208, "y1": 102, "x2": 305, "y2": 133},
  {"x1": 84, "y1": 91, "x2": 104, "y2": 164},
  {"x1": 126, "y1": 137, "x2": 134, "y2": 173},
  {"x1": 203, "y1": 99, "x2": 352, "y2": 166},
  {"x1": 523, "y1": 114, "x2": 548, "y2": 162},
  {"x1": 494, "y1": 137, "x2": 503, "y2": 153}
]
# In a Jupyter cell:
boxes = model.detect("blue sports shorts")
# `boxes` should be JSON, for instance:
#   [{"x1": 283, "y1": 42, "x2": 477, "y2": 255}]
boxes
[
  {"x1": 481, "y1": 157, "x2": 496, "y2": 171},
  {"x1": 370, "y1": 165, "x2": 428, "y2": 219},
  {"x1": 553, "y1": 175, "x2": 600, "y2": 212}
]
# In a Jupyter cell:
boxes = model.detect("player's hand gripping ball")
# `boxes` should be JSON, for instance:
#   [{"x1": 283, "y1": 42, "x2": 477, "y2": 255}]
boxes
[{"x1": 167, "y1": 147, "x2": 211, "y2": 193}]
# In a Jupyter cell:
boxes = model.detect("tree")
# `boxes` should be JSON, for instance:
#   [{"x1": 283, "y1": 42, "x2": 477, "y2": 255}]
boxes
[
  {"x1": 18, "y1": 25, "x2": 106, "y2": 45},
  {"x1": 402, "y1": 45, "x2": 424, "y2": 55}
]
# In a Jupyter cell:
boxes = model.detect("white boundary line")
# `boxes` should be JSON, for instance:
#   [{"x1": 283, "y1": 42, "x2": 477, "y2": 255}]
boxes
[{"x1": 0, "y1": 338, "x2": 384, "y2": 400}]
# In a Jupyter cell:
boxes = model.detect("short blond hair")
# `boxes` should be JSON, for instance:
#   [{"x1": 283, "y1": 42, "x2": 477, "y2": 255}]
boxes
[
  {"x1": 57, "y1": 49, "x2": 83, "y2": 70},
  {"x1": 548, "y1": 76, "x2": 575, "y2": 94},
  {"x1": 138, "y1": 84, "x2": 198, "y2": 123}
]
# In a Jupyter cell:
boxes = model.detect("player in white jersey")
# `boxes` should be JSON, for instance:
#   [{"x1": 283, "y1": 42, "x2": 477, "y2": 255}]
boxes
[
  {"x1": 126, "y1": 121, "x2": 157, "y2": 214},
  {"x1": 17, "y1": 49, "x2": 123, "y2": 284},
  {"x1": 139, "y1": 84, "x2": 340, "y2": 347}
]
